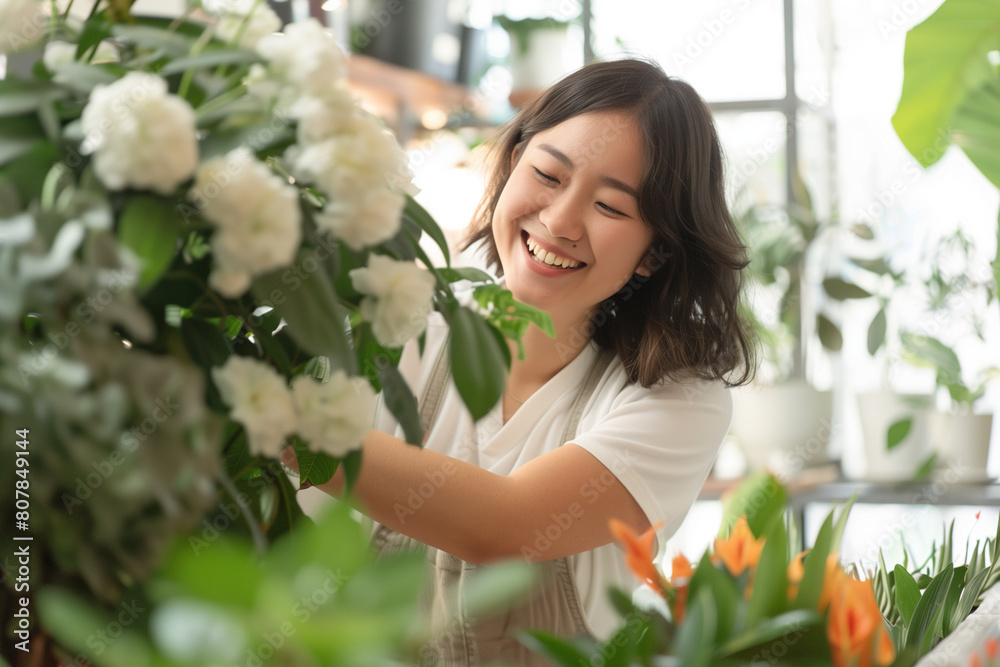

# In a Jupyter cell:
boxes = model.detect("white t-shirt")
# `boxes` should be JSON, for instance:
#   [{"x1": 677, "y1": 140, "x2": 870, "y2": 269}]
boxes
[{"x1": 371, "y1": 292, "x2": 733, "y2": 640}]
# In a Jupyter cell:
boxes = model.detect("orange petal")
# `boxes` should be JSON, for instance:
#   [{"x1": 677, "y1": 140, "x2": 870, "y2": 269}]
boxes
[
  {"x1": 986, "y1": 637, "x2": 999, "y2": 659},
  {"x1": 714, "y1": 516, "x2": 765, "y2": 577},
  {"x1": 671, "y1": 553, "x2": 693, "y2": 581},
  {"x1": 609, "y1": 518, "x2": 664, "y2": 594}
]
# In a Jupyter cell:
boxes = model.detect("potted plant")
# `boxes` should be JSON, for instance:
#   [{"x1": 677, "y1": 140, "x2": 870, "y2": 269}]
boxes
[
  {"x1": 730, "y1": 181, "x2": 837, "y2": 478},
  {"x1": 495, "y1": 14, "x2": 579, "y2": 104}
]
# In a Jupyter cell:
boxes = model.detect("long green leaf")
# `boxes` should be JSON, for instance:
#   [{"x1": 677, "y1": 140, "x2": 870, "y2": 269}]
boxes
[
  {"x1": 718, "y1": 609, "x2": 821, "y2": 656},
  {"x1": 444, "y1": 302, "x2": 506, "y2": 421},
  {"x1": 403, "y1": 193, "x2": 450, "y2": 267},
  {"x1": 887, "y1": 417, "x2": 913, "y2": 450},
  {"x1": 745, "y1": 517, "x2": 789, "y2": 629},
  {"x1": 378, "y1": 364, "x2": 423, "y2": 446},
  {"x1": 688, "y1": 552, "x2": 739, "y2": 646},
  {"x1": 160, "y1": 49, "x2": 262, "y2": 75},
  {"x1": 673, "y1": 588, "x2": 717, "y2": 667},
  {"x1": 894, "y1": 564, "x2": 920, "y2": 628},
  {"x1": 795, "y1": 511, "x2": 832, "y2": 611},
  {"x1": 906, "y1": 564, "x2": 953, "y2": 652},
  {"x1": 517, "y1": 630, "x2": 595, "y2": 665}
]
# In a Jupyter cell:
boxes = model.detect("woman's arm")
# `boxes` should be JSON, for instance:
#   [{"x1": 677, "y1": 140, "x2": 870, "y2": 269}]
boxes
[{"x1": 282, "y1": 431, "x2": 649, "y2": 565}]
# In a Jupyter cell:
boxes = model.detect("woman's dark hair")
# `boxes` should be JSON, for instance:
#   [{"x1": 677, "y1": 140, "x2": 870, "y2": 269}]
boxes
[{"x1": 462, "y1": 58, "x2": 757, "y2": 388}]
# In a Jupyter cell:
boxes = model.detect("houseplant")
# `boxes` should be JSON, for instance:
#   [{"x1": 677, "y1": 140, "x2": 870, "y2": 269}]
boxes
[
  {"x1": 0, "y1": 0, "x2": 546, "y2": 663},
  {"x1": 729, "y1": 180, "x2": 837, "y2": 477}
]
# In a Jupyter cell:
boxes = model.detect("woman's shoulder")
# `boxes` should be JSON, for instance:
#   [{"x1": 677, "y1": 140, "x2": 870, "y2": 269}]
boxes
[{"x1": 600, "y1": 353, "x2": 733, "y2": 413}]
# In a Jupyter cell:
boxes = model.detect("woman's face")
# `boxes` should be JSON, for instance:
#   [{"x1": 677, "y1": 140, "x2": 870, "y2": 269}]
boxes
[{"x1": 492, "y1": 110, "x2": 655, "y2": 326}]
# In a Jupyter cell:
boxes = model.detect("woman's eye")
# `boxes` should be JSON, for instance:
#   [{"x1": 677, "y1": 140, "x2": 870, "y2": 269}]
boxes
[
  {"x1": 533, "y1": 167, "x2": 559, "y2": 184},
  {"x1": 598, "y1": 202, "x2": 625, "y2": 216}
]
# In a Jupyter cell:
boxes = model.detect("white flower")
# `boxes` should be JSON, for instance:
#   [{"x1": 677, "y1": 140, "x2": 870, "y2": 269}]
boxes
[
  {"x1": 256, "y1": 19, "x2": 346, "y2": 98},
  {"x1": 44, "y1": 39, "x2": 118, "y2": 71},
  {"x1": 350, "y1": 255, "x2": 436, "y2": 347},
  {"x1": 80, "y1": 72, "x2": 198, "y2": 195},
  {"x1": 315, "y1": 187, "x2": 403, "y2": 251},
  {"x1": 291, "y1": 372, "x2": 375, "y2": 457},
  {"x1": 289, "y1": 114, "x2": 413, "y2": 201},
  {"x1": 212, "y1": 356, "x2": 296, "y2": 457},
  {"x1": 291, "y1": 89, "x2": 357, "y2": 146},
  {"x1": 189, "y1": 147, "x2": 302, "y2": 297},
  {"x1": 0, "y1": 0, "x2": 44, "y2": 55},
  {"x1": 212, "y1": 0, "x2": 281, "y2": 49}
]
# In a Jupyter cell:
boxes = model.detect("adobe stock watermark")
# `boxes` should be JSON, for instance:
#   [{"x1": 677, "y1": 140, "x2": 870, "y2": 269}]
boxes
[{"x1": 521, "y1": 449, "x2": 640, "y2": 561}]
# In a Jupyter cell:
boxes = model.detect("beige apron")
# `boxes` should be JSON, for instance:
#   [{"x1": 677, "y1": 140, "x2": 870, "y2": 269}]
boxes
[{"x1": 370, "y1": 341, "x2": 615, "y2": 666}]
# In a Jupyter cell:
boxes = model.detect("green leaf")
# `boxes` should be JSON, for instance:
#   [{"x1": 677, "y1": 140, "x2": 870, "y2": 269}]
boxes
[
  {"x1": 906, "y1": 564, "x2": 953, "y2": 652},
  {"x1": 868, "y1": 307, "x2": 887, "y2": 355},
  {"x1": 198, "y1": 121, "x2": 295, "y2": 159},
  {"x1": 719, "y1": 471, "x2": 787, "y2": 539},
  {"x1": 118, "y1": 195, "x2": 183, "y2": 290},
  {"x1": 718, "y1": 609, "x2": 821, "y2": 656},
  {"x1": 745, "y1": 517, "x2": 789, "y2": 629},
  {"x1": 438, "y1": 266, "x2": 495, "y2": 284},
  {"x1": 673, "y1": 588, "x2": 717, "y2": 667},
  {"x1": 830, "y1": 491, "x2": 858, "y2": 554},
  {"x1": 112, "y1": 24, "x2": 196, "y2": 56},
  {"x1": 950, "y1": 565, "x2": 992, "y2": 633},
  {"x1": 894, "y1": 564, "x2": 921, "y2": 627},
  {"x1": 49, "y1": 62, "x2": 120, "y2": 93},
  {"x1": 794, "y1": 511, "x2": 833, "y2": 611},
  {"x1": 342, "y1": 448, "x2": 363, "y2": 493},
  {"x1": 180, "y1": 317, "x2": 233, "y2": 368},
  {"x1": 891, "y1": 0, "x2": 1000, "y2": 169},
  {"x1": 444, "y1": 302, "x2": 506, "y2": 421},
  {"x1": 822, "y1": 277, "x2": 872, "y2": 300},
  {"x1": 942, "y1": 564, "x2": 967, "y2": 635},
  {"x1": 517, "y1": 631, "x2": 595, "y2": 665},
  {"x1": 160, "y1": 49, "x2": 262, "y2": 75},
  {"x1": 403, "y1": 193, "x2": 450, "y2": 267},
  {"x1": 688, "y1": 552, "x2": 740, "y2": 645},
  {"x1": 952, "y1": 72, "x2": 1000, "y2": 188},
  {"x1": 816, "y1": 313, "x2": 843, "y2": 352},
  {"x1": 915, "y1": 453, "x2": 938, "y2": 480},
  {"x1": 37, "y1": 589, "x2": 154, "y2": 667},
  {"x1": 159, "y1": 536, "x2": 263, "y2": 609},
  {"x1": 292, "y1": 436, "x2": 340, "y2": 487},
  {"x1": 0, "y1": 80, "x2": 66, "y2": 116},
  {"x1": 901, "y1": 333, "x2": 962, "y2": 384},
  {"x1": 848, "y1": 256, "x2": 892, "y2": 275},
  {"x1": 378, "y1": 364, "x2": 423, "y2": 446},
  {"x1": 887, "y1": 417, "x2": 913, "y2": 451},
  {"x1": 251, "y1": 252, "x2": 355, "y2": 374}
]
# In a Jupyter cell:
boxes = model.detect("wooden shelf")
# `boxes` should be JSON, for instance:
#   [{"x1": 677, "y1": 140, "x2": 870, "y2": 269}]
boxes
[{"x1": 346, "y1": 54, "x2": 470, "y2": 136}]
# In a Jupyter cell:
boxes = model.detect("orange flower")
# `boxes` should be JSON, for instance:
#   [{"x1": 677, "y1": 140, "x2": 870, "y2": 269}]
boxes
[
  {"x1": 818, "y1": 554, "x2": 846, "y2": 613},
  {"x1": 986, "y1": 637, "x2": 999, "y2": 659},
  {"x1": 670, "y1": 553, "x2": 693, "y2": 623},
  {"x1": 714, "y1": 516, "x2": 766, "y2": 577},
  {"x1": 826, "y1": 573, "x2": 896, "y2": 667},
  {"x1": 787, "y1": 550, "x2": 808, "y2": 600},
  {"x1": 609, "y1": 519, "x2": 665, "y2": 595}
]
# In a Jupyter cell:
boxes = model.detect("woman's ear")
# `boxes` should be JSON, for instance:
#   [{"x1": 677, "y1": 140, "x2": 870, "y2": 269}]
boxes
[{"x1": 635, "y1": 250, "x2": 654, "y2": 277}]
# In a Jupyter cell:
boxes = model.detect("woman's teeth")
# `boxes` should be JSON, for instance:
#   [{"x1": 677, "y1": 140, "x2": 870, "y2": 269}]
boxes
[{"x1": 525, "y1": 236, "x2": 581, "y2": 269}]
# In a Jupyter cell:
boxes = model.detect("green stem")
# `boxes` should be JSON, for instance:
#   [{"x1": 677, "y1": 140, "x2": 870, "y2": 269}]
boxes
[
  {"x1": 177, "y1": 22, "x2": 217, "y2": 101},
  {"x1": 87, "y1": 0, "x2": 102, "y2": 19},
  {"x1": 195, "y1": 82, "x2": 247, "y2": 117},
  {"x1": 218, "y1": 470, "x2": 267, "y2": 554},
  {"x1": 167, "y1": 5, "x2": 197, "y2": 32}
]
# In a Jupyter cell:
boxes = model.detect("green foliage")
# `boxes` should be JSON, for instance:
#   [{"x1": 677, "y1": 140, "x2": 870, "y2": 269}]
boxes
[{"x1": 892, "y1": 0, "x2": 1000, "y2": 188}]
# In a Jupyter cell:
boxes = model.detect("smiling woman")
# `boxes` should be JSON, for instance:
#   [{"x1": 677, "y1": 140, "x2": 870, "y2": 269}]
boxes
[{"x1": 285, "y1": 57, "x2": 757, "y2": 665}]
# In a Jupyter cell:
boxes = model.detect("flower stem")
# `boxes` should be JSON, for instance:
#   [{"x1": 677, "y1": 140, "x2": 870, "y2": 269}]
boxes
[{"x1": 218, "y1": 470, "x2": 267, "y2": 554}]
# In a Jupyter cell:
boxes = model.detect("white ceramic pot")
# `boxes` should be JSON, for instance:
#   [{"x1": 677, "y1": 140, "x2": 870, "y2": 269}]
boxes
[
  {"x1": 930, "y1": 412, "x2": 994, "y2": 483},
  {"x1": 856, "y1": 391, "x2": 934, "y2": 482},
  {"x1": 730, "y1": 380, "x2": 834, "y2": 478},
  {"x1": 508, "y1": 27, "x2": 580, "y2": 92}
]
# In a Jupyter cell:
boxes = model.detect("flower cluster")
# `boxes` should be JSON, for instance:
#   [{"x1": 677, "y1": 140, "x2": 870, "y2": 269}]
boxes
[{"x1": 212, "y1": 355, "x2": 376, "y2": 458}]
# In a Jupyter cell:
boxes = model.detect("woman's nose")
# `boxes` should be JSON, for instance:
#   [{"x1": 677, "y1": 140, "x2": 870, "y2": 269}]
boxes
[{"x1": 538, "y1": 191, "x2": 585, "y2": 241}]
